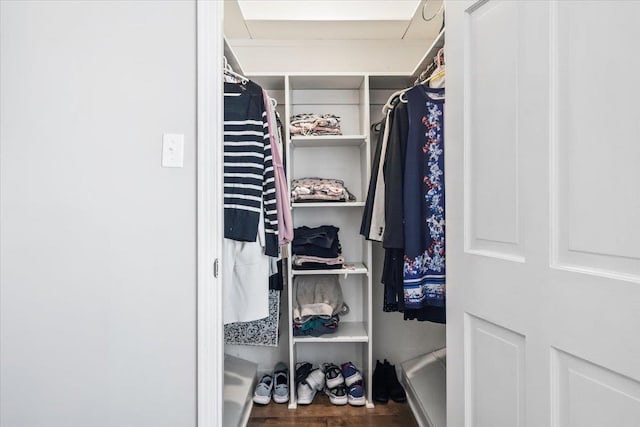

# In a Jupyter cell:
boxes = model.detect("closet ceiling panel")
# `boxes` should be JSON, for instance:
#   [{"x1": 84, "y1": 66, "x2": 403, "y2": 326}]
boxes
[
  {"x1": 224, "y1": 0, "x2": 250, "y2": 38},
  {"x1": 236, "y1": 0, "x2": 421, "y2": 21},
  {"x1": 244, "y1": 20, "x2": 407, "y2": 40},
  {"x1": 224, "y1": 0, "x2": 443, "y2": 41}
]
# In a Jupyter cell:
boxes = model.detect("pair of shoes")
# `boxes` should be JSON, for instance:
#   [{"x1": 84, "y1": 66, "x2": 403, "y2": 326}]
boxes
[
  {"x1": 323, "y1": 363, "x2": 347, "y2": 405},
  {"x1": 253, "y1": 362, "x2": 289, "y2": 404},
  {"x1": 296, "y1": 362, "x2": 317, "y2": 405},
  {"x1": 341, "y1": 362, "x2": 365, "y2": 406},
  {"x1": 300, "y1": 362, "x2": 339, "y2": 405},
  {"x1": 323, "y1": 362, "x2": 365, "y2": 406},
  {"x1": 372, "y1": 359, "x2": 406, "y2": 403}
]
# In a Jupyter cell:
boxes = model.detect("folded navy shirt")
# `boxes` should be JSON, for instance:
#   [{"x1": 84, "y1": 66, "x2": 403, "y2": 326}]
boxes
[{"x1": 292, "y1": 225, "x2": 340, "y2": 249}]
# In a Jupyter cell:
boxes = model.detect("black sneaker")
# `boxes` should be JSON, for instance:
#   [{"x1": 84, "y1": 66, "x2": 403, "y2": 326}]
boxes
[
  {"x1": 295, "y1": 362, "x2": 313, "y2": 385},
  {"x1": 384, "y1": 359, "x2": 407, "y2": 403},
  {"x1": 372, "y1": 360, "x2": 390, "y2": 403}
]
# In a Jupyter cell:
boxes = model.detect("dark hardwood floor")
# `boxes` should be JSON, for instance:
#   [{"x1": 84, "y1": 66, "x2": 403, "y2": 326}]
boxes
[{"x1": 248, "y1": 394, "x2": 418, "y2": 427}]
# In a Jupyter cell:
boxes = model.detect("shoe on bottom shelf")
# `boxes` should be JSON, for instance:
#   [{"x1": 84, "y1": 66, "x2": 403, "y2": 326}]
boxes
[
  {"x1": 272, "y1": 362, "x2": 289, "y2": 404},
  {"x1": 372, "y1": 360, "x2": 390, "y2": 403},
  {"x1": 324, "y1": 363, "x2": 344, "y2": 389},
  {"x1": 295, "y1": 362, "x2": 313, "y2": 385},
  {"x1": 297, "y1": 381, "x2": 317, "y2": 405},
  {"x1": 341, "y1": 361, "x2": 363, "y2": 387},
  {"x1": 253, "y1": 374, "x2": 273, "y2": 405},
  {"x1": 384, "y1": 359, "x2": 407, "y2": 403},
  {"x1": 347, "y1": 381, "x2": 366, "y2": 406},
  {"x1": 325, "y1": 384, "x2": 348, "y2": 406},
  {"x1": 305, "y1": 365, "x2": 326, "y2": 391}
]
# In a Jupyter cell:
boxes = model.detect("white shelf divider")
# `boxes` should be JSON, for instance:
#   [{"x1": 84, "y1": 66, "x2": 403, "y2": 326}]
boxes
[
  {"x1": 292, "y1": 321, "x2": 369, "y2": 344},
  {"x1": 291, "y1": 262, "x2": 369, "y2": 276},
  {"x1": 290, "y1": 134, "x2": 367, "y2": 148},
  {"x1": 292, "y1": 201, "x2": 365, "y2": 208}
]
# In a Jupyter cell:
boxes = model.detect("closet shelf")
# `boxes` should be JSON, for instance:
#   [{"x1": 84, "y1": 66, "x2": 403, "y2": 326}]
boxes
[
  {"x1": 290, "y1": 135, "x2": 367, "y2": 148},
  {"x1": 292, "y1": 201, "x2": 365, "y2": 208},
  {"x1": 293, "y1": 321, "x2": 368, "y2": 344},
  {"x1": 409, "y1": 27, "x2": 445, "y2": 83},
  {"x1": 291, "y1": 262, "x2": 368, "y2": 276}
]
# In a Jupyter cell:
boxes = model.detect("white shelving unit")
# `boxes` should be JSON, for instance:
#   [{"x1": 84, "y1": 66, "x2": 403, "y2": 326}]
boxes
[
  {"x1": 288, "y1": 74, "x2": 374, "y2": 409},
  {"x1": 249, "y1": 73, "x2": 375, "y2": 409}
]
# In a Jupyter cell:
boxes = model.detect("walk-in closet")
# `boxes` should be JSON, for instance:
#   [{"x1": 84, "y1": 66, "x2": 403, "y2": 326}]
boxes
[
  {"x1": 220, "y1": 2, "x2": 447, "y2": 425},
  {"x1": 2, "y1": 1, "x2": 638, "y2": 427}
]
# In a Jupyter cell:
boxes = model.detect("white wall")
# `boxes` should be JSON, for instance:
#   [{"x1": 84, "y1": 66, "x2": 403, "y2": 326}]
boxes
[
  {"x1": 228, "y1": 39, "x2": 432, "y2": 74},
  {"x1": 0, "y1": 2, "x2": 197, "y2": 426}
]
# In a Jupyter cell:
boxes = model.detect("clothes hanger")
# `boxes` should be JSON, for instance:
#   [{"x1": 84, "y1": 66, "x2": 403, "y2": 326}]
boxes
[
  {"x1": 423, "y1": 69, "x2": 445, "y2": 84},
  {"x1": 387, "y1": 46, "x2": 446, "y2": 109},
  {"x1": 382, "y1": 89, "x2": 407, "y2": 114},
  {"x1": 223, "y1": 56, "x2": 248, "y2": 85}
]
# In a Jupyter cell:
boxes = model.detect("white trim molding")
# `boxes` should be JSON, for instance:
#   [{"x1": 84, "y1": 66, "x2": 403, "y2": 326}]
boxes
[{"x1": 197, "y1": 1, "x2": 224, "y2": 426}]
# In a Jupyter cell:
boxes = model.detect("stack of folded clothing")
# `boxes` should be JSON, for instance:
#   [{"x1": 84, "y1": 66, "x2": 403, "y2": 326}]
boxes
[
  {"x1": 292, "y1": 275, "x2": 348, "y2": 337},
  {"x1": 292, "y1": 225, "x2": 344, "y2": 270},
  {"x1": 290, "y1": 113, "x2": 342, "y2": 136},
  {"x1": 293, "y1": 316, "x2": 339, "y2": 337},
  {"x1": 291, "y1": 178, "x2": 356, "y2": 203}
]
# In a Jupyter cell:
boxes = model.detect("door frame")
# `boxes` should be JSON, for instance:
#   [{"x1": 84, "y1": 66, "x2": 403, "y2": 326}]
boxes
[{"x1": 196, "y1": 1, "x2": 224, "y2": 427}]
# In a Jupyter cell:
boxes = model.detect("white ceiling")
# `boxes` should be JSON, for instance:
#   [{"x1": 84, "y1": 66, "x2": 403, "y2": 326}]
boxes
[
  {"x1": 236, "y1": 1, "x2": 422, "y2": 21},
  {"x1": 224, "y1": 0, "x2": 444, "y2": 40}
]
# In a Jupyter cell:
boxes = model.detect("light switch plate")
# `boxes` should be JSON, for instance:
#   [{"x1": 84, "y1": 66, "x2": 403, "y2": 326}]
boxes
[{"x1": 162, "y1": 133, "x2": 184, "y2": 168}]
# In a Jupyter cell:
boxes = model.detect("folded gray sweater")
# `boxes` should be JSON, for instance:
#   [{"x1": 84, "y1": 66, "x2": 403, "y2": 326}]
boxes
[{"x1": 292, "y1": 275, "x2": 344, "y2": 322}]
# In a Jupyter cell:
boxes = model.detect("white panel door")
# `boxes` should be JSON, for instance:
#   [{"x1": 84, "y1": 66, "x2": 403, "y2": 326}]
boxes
[{"x1": 446, "y1": 1, "x2": 640, "y2": 426}]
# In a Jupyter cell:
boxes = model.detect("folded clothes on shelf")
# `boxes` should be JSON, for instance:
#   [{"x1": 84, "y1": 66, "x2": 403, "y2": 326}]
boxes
[
  {"x1": 290, "y1": 113, "x2": 342, "y2": 136},
  {"x1": 292, "y1": 225, "x2": 344, "y2": 270},
  {"x1": 293, "y1": 225, "x2": 340, "y2": 249},
  {"x1": 292, "y1": 275, "x2": 348, "y2": 337},
  {"x1": 293, "y1": 275, "x2": 345, "y2": 320},
  {"x1": 293, "y1": 315, "x2": 340, "y2": 337},
  {"x1": 292, "y1": 237, "x2": 341, "y2": 258},
  {"x1": 291, "y1": 255, "x2": 345, "y2": 270},
  {"x1": 291, "y1": 178, "x2": 356, "y2": 203}
]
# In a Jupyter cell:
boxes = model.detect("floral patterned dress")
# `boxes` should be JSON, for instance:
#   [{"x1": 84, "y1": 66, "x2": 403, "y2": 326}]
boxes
[{"x1": 403, "y1": 86, "x2": 446, "y2": 313}]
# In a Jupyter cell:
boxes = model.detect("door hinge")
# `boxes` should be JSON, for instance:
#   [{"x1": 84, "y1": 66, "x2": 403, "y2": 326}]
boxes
[{"x1": 213, "y1": 258, "x2": 219, "y2": 278}]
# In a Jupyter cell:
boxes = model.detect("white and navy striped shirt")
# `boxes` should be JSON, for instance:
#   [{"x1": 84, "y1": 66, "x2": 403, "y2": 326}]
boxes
[{"x1": 224, "y1": 82, "x2": 278, "y2": 256}]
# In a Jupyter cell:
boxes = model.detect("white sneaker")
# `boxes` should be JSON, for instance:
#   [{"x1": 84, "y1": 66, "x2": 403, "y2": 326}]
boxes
[
  {"x1": 297, "y1": 381, "x2": 316, "y2": 405},
  {"x1": 324, "y1": 364, "x2": 344, "y2": 389},
  {"x1": 253, "y1": 374, "x2": 273, "y2": 405},
  {"x1": 305, "y1": 367, "x2": 326, "y2": 391},
  {"x1": 324, "y1": 384, "x2": 348, "y2": 406}
]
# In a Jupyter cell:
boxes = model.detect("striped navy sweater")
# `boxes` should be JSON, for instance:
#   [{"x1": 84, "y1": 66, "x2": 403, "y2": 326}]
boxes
[{"x1": 224, "y1": 81, "x2": 278, "y2": 256}]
